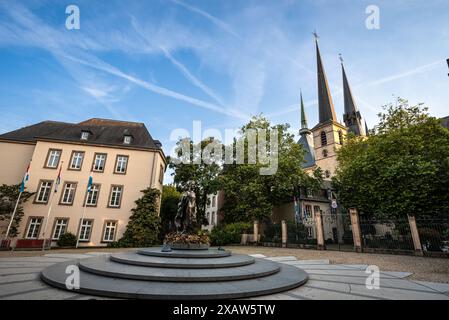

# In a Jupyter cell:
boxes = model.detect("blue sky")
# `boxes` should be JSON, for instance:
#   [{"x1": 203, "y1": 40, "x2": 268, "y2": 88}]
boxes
[{"x1": 1, "y1": 0, "x2": 449, "y2": 182}]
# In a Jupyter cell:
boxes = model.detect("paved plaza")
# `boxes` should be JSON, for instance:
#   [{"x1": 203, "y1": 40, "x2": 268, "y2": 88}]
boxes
[{"x1": 0, "y1": 250, "x2": 448, "y2": 300}]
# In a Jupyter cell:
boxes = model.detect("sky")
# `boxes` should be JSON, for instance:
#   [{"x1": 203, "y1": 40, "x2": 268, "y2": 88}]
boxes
[{"x1": 0, "y1": 0, "x2": 449, "y2": 183}]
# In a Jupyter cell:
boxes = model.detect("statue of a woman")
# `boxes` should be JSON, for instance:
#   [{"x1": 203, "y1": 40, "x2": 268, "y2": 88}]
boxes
[{"x1": 174, "y1": 189, "x2": 197, "y2": 233}]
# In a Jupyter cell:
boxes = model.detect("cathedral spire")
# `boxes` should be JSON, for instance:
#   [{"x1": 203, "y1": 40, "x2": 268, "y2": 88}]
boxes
[
  {"x1": 315, "y1": 34, "x2": 337, "y2": 124},
  {"x1": 341, "y1": 56, "x2": 366, "y2": 136},
  {"x1": 300, "y1": 90, "x2": 309, "y2": 132}
]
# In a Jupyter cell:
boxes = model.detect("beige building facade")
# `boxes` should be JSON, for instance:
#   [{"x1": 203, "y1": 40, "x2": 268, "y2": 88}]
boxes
[{"x1": 0, "y1": 118, "x2": 166, "y2": 247}]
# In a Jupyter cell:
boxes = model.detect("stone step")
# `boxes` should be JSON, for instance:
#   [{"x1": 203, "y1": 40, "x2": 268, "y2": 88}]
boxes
[
  {"x1": 78, "y1": 255, "x2": 280, "y2": 282},
  {"x1": 110, "y1": 252, "x2": 255, "y2": 269},
  {"x1": 137, "y1": 247, "x2": 231, "y2": 258},
  {"x1": 41, "y1": 259, "x2": 308, "y2": 300}
]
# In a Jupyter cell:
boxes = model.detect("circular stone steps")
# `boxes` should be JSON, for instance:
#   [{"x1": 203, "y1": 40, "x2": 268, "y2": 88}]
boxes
[
  {"x1": 110, "y1": 252, "x2": 255, "y2": 269},
  {"x1": 78, "y1": 255, "x2": 280, "y2": 282},
  {"x1": 137, "y1": 247, "x2": 231, "y2": 258},
  {"x1": 40, "y1": 246, "x2": 308, "y2": 299}
]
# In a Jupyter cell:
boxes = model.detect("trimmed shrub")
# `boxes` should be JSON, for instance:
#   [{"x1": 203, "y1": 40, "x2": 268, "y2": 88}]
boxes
[
  {"x1": 57, "y1": 233, "x2": 77, "y2": 247},
  {"x1": 210, "y1": 222, "x2": 252, "y2": 246}
]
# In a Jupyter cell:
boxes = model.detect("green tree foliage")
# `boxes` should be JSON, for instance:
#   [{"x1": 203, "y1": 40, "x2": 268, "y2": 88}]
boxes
[
  {"x1": 220, "y1": 115, "x2": 323, "y2": 223},
  {"x1": 56, "y1": 232, "x2": 77, "y2": 247},
  {"x1": 115, "y1": 187, "x2": 161, "y2": 247},
  {"x1": 159, "y1": 185, "x2": 181, "y2": 239},
  {"x1": 0, "y1": 184, "x2": 34, "y2": 238},
  {"x1": 333, "y1": 98, "x2": 449, "y2": 218},
  {"x1": 168, "y1": 138, "x2": 222, "y2": 227}
]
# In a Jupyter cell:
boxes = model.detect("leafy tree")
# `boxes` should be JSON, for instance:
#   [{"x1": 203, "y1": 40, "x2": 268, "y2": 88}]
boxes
[
  {"x1": 333, "y1": 98, "x2": 449, "y2": 218},
  {"x1": 159, "y1": 185, "x2": 181, "y2": 239},
  {"x1": 168, "y1": 138, "x2": 222, "y2": 228},
  {"x1": 220, "y1": 115, "x2": 323, "y2": 223},
  {"x1": 115, "y1": 187, "x2": 161, "y2": 247},
  {"x1": 0, "y1": 184, "x2": 34, "y2": 238}
]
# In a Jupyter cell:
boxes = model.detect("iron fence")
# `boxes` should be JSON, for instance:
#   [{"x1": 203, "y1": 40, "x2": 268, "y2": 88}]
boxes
[
  {"x1": 359, "y1": 217, "x2": 415, "y2": 254},
  {"x1": 416, "y1": 218, "x2": 449, "y2": 255}
]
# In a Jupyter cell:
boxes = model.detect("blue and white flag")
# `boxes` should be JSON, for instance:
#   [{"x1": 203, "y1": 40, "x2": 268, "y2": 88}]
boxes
[
  {"x1": 19, "y1": 162, "x2": 31, "y2": 193},
  {"x1": 87, "y1": 171, "x2": 93, "y2": 192}
]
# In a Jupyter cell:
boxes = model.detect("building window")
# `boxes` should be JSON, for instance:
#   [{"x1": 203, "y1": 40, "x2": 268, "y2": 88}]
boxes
[
  {"x1": 123, "y1": 135, "x2": 132, "y2": 144},
  {"x1": 320, "y1": 131, "x2": 327, "y2": 146},
  {"x1": 325, "y1": 170, "x2": 331, "y2": 178},
  {"x1": 93, "y1": 153, "x2": 107, "y2": 172},
  {"x1": 80, "y1": 219, "x2": 94, "y2": 241},
  {"x1": 60, "y1": 182, "x2": 77, "y2": 205},
  {"x1": 109, "y1": 185, "x2": 123, "y2": 208},
  {"x1": 81, "y1": 131, "x2": 90, "y2": 140},
  {"x1": 322, "y1": 149, "x2": 328, "y2": 158},
  {"x1": 85, "y1": 184, "x2": 100, "y2": 207},
  {"x1": 304, "y1": 205, "x2": 312, "y2": 218},
  {"x1": 114, "y1": 155, "x2": 128, "y2": 174},
  {"x1": 338, "y1": 130, "x2": 344, "y2": 145},
  {"x1": 307, "y1": 188, "x2": 313, "y2": 198},
  {"x1": 35, "y1": 181, "x2": 53, "y2": 203},
  {"x1": 78, "y1": 219, "x2": 93, "y2": 242},
  {"x1": 211, "y1": 212, "x2": 215, "y2": 225},
  {"x1": 25, "y1": 217, "x2": 43, "y2": 239},
  {"x1": 212, "y1": 196, "x2": 216, "y2": 207},
  {"x1": 102, "y1": 221, "x2": 117, "y2": 242},
  {"x1": 52, "y1": 218, "x2": 68, "y2": 240},
  {"x1": 45, "y1": 149, "x2": 61, "y2": 168},
  {"x1": 159, "y1": 165, "x2": 164, "y2": 184},
  {"x1": 307, "y1": 226, "x2": 313, "y2": 238},
  {"x1": 69, "y1": 151, "x2": 84, "y2": 170}
]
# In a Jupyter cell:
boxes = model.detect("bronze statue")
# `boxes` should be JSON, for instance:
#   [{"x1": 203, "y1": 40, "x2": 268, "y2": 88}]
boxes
[{"x1": 174, "y1": 188, "x2": 197, "y2": 233}]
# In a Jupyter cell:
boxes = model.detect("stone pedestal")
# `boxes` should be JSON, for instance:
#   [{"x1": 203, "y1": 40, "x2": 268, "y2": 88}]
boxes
[
  {"x1": 408, "y1": 215, "x2": 423, "y2": 256},
  {"x1": 315, "y1": 211, "x2": 325, "y2": 250},
  {"x1": 281, "y1": 220, "x2": 287, "y2": 248},
  {"x1": 349, "y1": 208, "x2": 362, "y2": 252},
  {"x1": 253, "y1": 220, "x2": 259, "y2": 244}
]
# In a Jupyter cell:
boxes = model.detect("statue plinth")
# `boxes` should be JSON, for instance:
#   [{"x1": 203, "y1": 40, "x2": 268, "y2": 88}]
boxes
[{"x1": 164, "y1": 232, "x2": 210, "y2": 251}]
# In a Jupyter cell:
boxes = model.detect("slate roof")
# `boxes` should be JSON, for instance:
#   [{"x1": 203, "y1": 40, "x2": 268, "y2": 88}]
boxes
[
  {"x1": 0, "y1": 118, "x2": 162, "y2": 151},
  {"x1": 298, "y1": 134, "x2": 315, "y2": 169},
  {"x1": 441, "y1": 116, "x2": 449, "y2": 130}
]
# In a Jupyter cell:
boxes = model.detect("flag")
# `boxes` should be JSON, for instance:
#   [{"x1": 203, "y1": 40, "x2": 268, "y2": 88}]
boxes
[
  {"x1": 87, "y1": 171, "x2": 93, "y2": 192},
  {"x1": 54, "y1": 165, "x2": 62, "y2": 193},
  {"x1": 19, "y1": 162, "x2": 31, "y2": 193},
  {"x1": 293, "y1": 196, "x2": 300, "y2": 223}
]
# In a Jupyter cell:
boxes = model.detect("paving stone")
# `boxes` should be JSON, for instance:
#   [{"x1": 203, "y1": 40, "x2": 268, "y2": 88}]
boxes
[
  {"x1": 410, "y1": 281, "x2": 449, "y2": 293},
  {"x1": 288, "y1": 285, "x2": 375, "y2": 300},
  {"x1": 2, "y1": 287, "x2": 81, "y2": 300},
  {"x1": 380, "y1": 271, "x2": 413, "y2": 279},
  {"x1": 347, "y1": 282, "x2": 449, "y2": 300},
  {"x1": 0, "y1": 268, "x2": 44, "y2": 275},
  {"x1": 249, "y1": 254, "x2": 266, "y2": 258},
  {"x1": 0, "y1": 273, "x2": 38, "y2": 284},
  {"x1": 44, "y1": 254, "x2": 92, "y2": 259},
  {"x1": 0, "y1": 280, "x2": 49, "y2": 298},
  {"x1": 290, "y1": 259, "x2": 330, "y2": 265},
  {"x1": 265, "y1": 256, "x2": 297, "y2": 262}
]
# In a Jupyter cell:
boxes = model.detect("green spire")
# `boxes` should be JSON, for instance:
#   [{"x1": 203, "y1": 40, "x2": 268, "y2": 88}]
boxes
[{"x1": 300, "y1": 90, "x2": 308, "y2": 129}]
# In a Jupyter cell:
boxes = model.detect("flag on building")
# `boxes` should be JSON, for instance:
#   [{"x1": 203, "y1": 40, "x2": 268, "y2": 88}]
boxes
[
  {"x1": 294, "y1": 196, "x2": 301, "y2": 223},
  {"x1": 19, "y1": 162, "x2": 31, "y2": 193},
  {"x1": 87, "y1": 171, "x2": 93, "y2": 192},
  {"x1": 54, "y1": 165, "x2": 62, "y2": 193}
]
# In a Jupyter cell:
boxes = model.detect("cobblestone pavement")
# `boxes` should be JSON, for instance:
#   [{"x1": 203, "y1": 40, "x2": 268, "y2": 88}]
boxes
[{"x1": 0, "y1": 250, "x2": 448, "y2": 300}]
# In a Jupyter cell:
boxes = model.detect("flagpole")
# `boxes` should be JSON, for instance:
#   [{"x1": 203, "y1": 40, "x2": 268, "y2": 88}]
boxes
[
  {"x1": 41, "y1": 161, "x2": 63, "y2": 251},
  {"x1": 76, "y1": 170, "x2": 93, "y2": 249},
  {"x1": 4, "y1": 192, "x2": 22, "y2": 241}
]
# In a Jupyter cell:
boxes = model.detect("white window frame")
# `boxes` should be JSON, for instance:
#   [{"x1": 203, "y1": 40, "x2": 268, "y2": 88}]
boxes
[
  {"x1": 81, "y1": 131, "x2": 89, "y2": 140},
  {"x1": 52, "y1": 218, "x2": 68, "y2": 240},
  {"x1": 36, "y1": 181, "x2": 52, "y2": 203},
  {"x1": 85, "y1": 184, "x2": 100, "y2": 206},
  {"x1": 102, "y1": 221, "x2": 117, "y2": 242},
  {"x1": 61, "y1": 183, "x2": 76, "y2": 205},
  {"x1": 70, "y1": 152, "x2": 84, "y2": 170},
  {"x1": 79, "y1": 220, "x2": 93, "y2": 242},
  {"x1": 93, "y1": 153, "x2": 107, "y2": 172},
  {"x1": 46, "y1": 149, "x2": 61, "y2": 168},
  {"x1": 115, "y1": 156, "x2": 128, "y2": 173},
  {"x1": 26, "y1": 217, "x2": 42, "y2": 239},
  {"x1": 123, "y1": 135, "x2": 132, "y2": 144},
  {"x1": 109, "y1": 186, "x2": 123, "y2": 207}
]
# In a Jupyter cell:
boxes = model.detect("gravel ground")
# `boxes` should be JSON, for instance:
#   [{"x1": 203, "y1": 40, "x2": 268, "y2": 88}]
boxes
[{"x1": 1, "y1": 246, "x2": 448, "y2": 283}]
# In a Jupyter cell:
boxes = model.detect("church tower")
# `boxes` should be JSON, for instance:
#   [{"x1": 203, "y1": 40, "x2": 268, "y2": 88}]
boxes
[
  {"x1": 298, "y1": 90, "x2": 316, "y2": 170},
  {"x1": 311, "y1": 35, "x2": 347, "y2": 180},
  {"x1": 341, "y1": 58, "x2": 367, "y2": 136}
]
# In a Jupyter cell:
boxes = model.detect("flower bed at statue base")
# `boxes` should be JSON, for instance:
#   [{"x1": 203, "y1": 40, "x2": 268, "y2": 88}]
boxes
[{"x1": 164, "y1": 232, "x2": 210, "y2": 249}]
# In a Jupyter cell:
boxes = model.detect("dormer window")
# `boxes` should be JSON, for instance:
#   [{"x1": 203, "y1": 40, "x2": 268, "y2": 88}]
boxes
[
  {"x1": 123, "y1": 135, "x2": 132, "y2": 145},
  {"x1": 81, "y1": 131, "x2": 90, "y2": 141}
]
